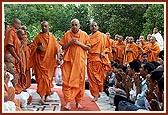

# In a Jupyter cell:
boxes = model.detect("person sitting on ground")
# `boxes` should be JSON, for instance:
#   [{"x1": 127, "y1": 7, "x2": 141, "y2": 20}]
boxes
[
  {"x1": 141, "y1": 53, "x2": 148, "y2": 64},
  {"x1": 147, "y1": 77, "x2": 164, "y2": 111},
  {"x1": 5, "y1": 62, "x2": 32, "y2": 108},
  {"x1": 156, "y1": 50, "x2": 164, "y2": 71},
  {"x1": 145, "y1": 70, "x2": 164, "y2": 111},
  {"x1": 4, "y1": 63, "x2": 18, "y2": 111}
]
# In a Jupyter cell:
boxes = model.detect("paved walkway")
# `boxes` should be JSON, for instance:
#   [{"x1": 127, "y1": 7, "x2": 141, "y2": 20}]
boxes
[
  {"x1": 22, "y1": 84, "x2": 61, "y2": 111},
  {"x1": 22, "y1": 83, "x2": 115, "y2": 111},
  {"x1": 85, "y1": 90, "x2": 116, "y2": 111}
]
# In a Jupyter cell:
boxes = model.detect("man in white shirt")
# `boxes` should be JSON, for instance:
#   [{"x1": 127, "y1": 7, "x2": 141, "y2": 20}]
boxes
[{"x1": 152, "y1": 27, "x2": 164, "y2": 51}]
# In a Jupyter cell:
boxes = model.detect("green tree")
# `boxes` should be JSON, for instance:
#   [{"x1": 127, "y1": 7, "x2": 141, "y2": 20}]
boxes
[
  {"x1": 90, "y1": 4, "x2": 148, "y2": 39},
  {"x1": 4, "y1": 3, "x2": 164, "y2": 42},
  {"x1": 141, "y1": 4, "x2": 164, "y2": 39},
  {"x1": 4, "y1": 4, "x2": 91, "y2": 42}
]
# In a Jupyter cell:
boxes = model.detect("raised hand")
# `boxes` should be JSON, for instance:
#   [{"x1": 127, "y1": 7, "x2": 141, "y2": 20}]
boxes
[
  {"x1": 124, "y1": 76, "x2": 132, "y2": 96},
  {"x1": 37, "y1": 42, "x2": 45, "y2": 52},
  {"x1": 133, "y1": 73, "x2": 142, "y2": 87}
]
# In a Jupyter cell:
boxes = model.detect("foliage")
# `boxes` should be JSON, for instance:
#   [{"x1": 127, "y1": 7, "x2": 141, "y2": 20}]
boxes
[
  {"x1": 141, "y1": 4, "x2": 164, "y2": 39},
  {"x1": 90, "y1": 4, "x2": 148, "y2": 39},
  {"x1": 4, "y1": 3, "x2": 164, "y2": 42}
]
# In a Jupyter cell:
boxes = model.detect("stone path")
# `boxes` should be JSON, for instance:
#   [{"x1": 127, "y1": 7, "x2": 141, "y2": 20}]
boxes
[
  {"x1": 85, "y1": 90, "x2": 116, "y2": 111},
  {"x1": 21, "y1": 86, "x2": 61, "y2": 111},
  {"x1": 21, "y1": 84, "x2": 115, "y2": 111}
]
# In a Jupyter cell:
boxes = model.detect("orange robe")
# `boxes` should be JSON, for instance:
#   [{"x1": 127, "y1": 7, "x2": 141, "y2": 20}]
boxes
[
  {"x1": 60, "y1": 29, "x2": 90, "y2": 103},
  {"x1": 19, "y1": 44, "x2": 27, "y2": 90},
  {"x1": 22, "y1": 35, "x2": 31, "y2": 89},
  {"x1": 144, "y1": 41, "x2": 151, "y2": 53},
  {"x1": 30, "y1": 32, "x2": 60, "y2": 97},
  {"x1": 141, "y1": 41, "x2": 148, "y2": 52},
  {"x1": 123, "y1": 42, "x2": 138, "y2": 65},
  {"x1": 4, "y1": 26, "x2": 24, "y2": 94},
  {"x1": 137, "y1": 45, "x2": 144, "y2": 62},
  {"x1": 87, "y1": 31, "x2": 111, "y2": 98},
  {"x1": 147, "y1": 42, "x2": 160, "y2": 62},
  {"x1": 108, "y1": 39, "x2": 117, "y2": 62},
  {"x1": 115, "y1": 41, "x2": 126, "y2": 65}
]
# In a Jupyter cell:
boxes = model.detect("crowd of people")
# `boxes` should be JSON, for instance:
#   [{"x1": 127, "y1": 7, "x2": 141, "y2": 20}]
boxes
[{"x1": 3, "y1": 18, "x2": 164, "y2": 111}]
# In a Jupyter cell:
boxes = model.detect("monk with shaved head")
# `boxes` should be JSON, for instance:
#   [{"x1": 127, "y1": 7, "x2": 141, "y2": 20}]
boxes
[
  {"x1": 4, "y1": 18, "x2": 23, "y2": 93},
  {"x1": 20, "y1": 25, "x2": 31, "y2": 88},
  {"x1": 87, "y1": 22, "x2": 111, "y2": 102},
  {"x1": 60, "y1": 18, "x2": 90, "y2": 110},
  {"x1": 147, "y1": 36, "x2": 160, "y2": 62},
  {"x1": 30, "y1": 21, "x2": 60, "y2": 104},
  {"x1": 4, "y1": 18, "x2": 21, "y2": 65}
]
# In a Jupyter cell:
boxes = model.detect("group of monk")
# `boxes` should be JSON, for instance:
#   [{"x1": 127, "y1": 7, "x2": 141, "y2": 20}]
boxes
[
  {"x1": 4, "y1": 19, "x2": 32, "y2": 111},
  {"x1": 3, "y1": 17, "x2": 164, "y2": 111},
  {"x1": 107, "y1": 32, "x2": 162, "y2": 66}
]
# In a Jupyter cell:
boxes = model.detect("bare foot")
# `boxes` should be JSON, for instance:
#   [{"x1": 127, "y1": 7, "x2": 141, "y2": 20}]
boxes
[
  {"x1": 91, "y1": 97, "x2": 98, "y2": 102},
  {"x1": 76, "y1": 103, "x2": 83, "y2": 108},
  {"x1": 64, "y1": 102, "x2": 71, "y2": 110},
  {"x1": 39, "y1": 99, "x2": 45, "y2": 105},
  {"x1": 27, "y1": 96, "x2": 32, "y2": 105}
]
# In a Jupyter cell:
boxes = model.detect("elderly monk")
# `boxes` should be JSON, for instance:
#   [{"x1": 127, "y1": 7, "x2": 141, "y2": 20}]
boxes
[
  {"x1": 123, "y1": 36, "x2": 138, "y2": 65},
  {"x1": 16, "y1": 29, "x2": 28, "y2": 90},
  {"x1": 30, "y1": 21, "x2": 60, "y2": 104},
  {"x1": 18, "y1": 26, "x2": 31, "y2": 89},
  {"x1": 87, "y1": 22, "x2": 111, "y2": 102},
  {"x1": 60, "y1": 19, "x2": 90, "y2": 110},
  {"x1": 147, "y1": 36, "x2": 160, "y2": 62}
]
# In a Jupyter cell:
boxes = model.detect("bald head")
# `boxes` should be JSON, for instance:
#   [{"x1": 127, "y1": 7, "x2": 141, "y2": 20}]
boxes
[
  {"x1": 129, "y1": 36, "x2": 134, "y2": 43},
  {"x1": 71, "y1": 18, "x2": 80, "y2": 34},
  {"x1": 20, "y1": 25, "x2": 27, "y2": 33},
  {"x1": 41, "y1": 21, "x2": 49, "y2": 33},
  {"x1": 41, "y1": 21, "x2": 49, "y2": 25},
  {"x1": 4, "y1": 53, "x2": 14, "y2": 63},
  {"x1": 90, "y1": 22, "x2": 99, "y2": 33},
  {"x1": 12, "y1": 18, "x2": 21, "y2": 29},
  {"x1": 139, "y1": 36, "x2": 144, "y2": 42},
  {"x1": 17, "y1": 29, "x2": 25, "y2": 40},
  {"x1": 106, "y1": 32, "x2": 111, "y2": 38},
  {"x1": 150, "y1": 36, "x2": 156, "y2": 43},
  {"x1": 5, "y1": 62, "x2": 16, "y2": 74},
  {"x1": 118, "y1": 35, "x2": 124, "y2": 42},
  {"x1": 71, "y1": 19, "x2": 80, "y2": 24}
]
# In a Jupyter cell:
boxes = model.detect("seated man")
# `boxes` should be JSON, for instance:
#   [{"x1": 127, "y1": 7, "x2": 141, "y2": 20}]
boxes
[
  {"x1": 5, "y1": 62, "x2": 32, "y2": 108},
  {"x1": 4, "y1": 63, "x2": 21, "y2": 111}
]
